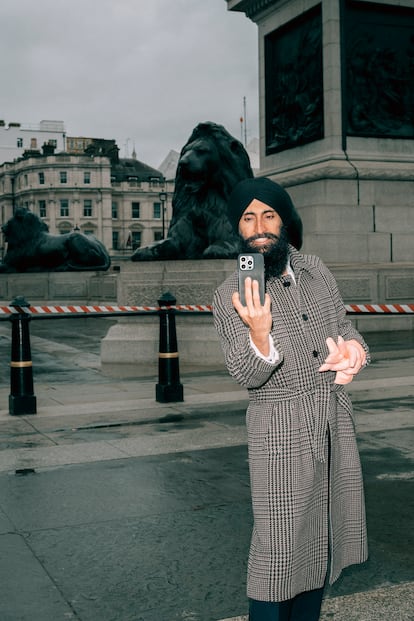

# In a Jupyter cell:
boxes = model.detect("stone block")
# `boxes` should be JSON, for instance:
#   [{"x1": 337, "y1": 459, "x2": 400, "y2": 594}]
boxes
[
  {"x1": 367, "y1": 234, "x2": 392, "y2": 263},
  {"x1": 392, "y1": 235, "x2": 414, "y2": 262},
  {"x1": 101, "y1": 317, "x2": 159, "y2": 367},
  {"x1": 290, "y1": 178, "x2": 359, "y2": 209},
  {"x1": 372, "y1": 181, "x2": 414, "y2": 206},
  {"x1": 302, "y1": 233, "x2": 390, "y2": 263},
  {"x1": 6, "y1": 275, "x2": 49, "y2": 302},
  {"x1": 300, "y1": 205, "x2": 372, "y2": 233},
  {"x1": 383, "y1": 274, "x2": 414, "y2": 302},
  {"x1": 50, "y1": 278, "x2": 88, "y2": 300},
  {"x1": 100, "y1": 314, "x2": 224, "y2": 374},
  {"x1": 176, "y1": 315, "x2": 223, "y2": 366},
  {"x1": 118, "y1": 260, "x2": 235, "y2": 306},
  {"x1": 354, "y1": 315, "x2": 414, "y2": 333},
  {"x1": 89, "y1": 275, "x2": 117, "y2": 301},
  {"x1": 375, "y1": 207, "x2": 414, "y2": 234},
  {"x1": 333, "y1": 276, "x2": 376, "y2": 303}
]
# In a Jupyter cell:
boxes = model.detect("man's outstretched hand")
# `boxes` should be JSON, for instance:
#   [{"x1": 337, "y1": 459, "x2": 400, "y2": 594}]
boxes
[{"x1": 319, "y1": 336, "x2": 366, "y2": 385}]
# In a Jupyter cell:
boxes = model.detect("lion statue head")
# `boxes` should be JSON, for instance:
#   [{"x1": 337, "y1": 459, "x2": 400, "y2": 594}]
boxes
[
  {"x1": 0, "y1": 208, "x2": 110, "y2": 272},
  {"x1": 131, "y1": 121, "x2": 254, "y2": 261}
]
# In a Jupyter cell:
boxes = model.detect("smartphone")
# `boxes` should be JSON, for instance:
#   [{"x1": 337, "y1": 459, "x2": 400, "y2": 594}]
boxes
[{"x1": 238, "y1": 253, "x2": 265, "y2": 306}]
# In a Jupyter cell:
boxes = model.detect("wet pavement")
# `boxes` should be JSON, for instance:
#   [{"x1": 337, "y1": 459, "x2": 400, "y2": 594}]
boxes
[{"x1": 0, "y1": 317, "x2": 413, "y2": 620}]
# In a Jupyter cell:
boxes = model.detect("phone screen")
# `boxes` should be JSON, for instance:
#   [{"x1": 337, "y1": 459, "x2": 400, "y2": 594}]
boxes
[{"x1": 238, "y1": 253, "x2": 265, "y2": 306}]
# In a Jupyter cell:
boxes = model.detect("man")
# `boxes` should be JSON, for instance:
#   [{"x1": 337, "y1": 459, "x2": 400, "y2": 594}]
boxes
[{"x1": 213, "y1": 177, "x2": 369, "y2": 621}]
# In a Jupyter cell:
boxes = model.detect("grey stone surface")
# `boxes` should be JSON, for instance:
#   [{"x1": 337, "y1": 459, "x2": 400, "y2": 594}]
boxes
[{"x1": 0, "y1": 318, "x2": 412, "y2": 620}]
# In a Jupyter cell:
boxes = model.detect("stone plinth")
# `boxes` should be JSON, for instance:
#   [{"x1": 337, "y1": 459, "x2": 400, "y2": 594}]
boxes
[
  {"x1": 1, "y1": 259, "x2": 412, "y2": 377},
  {"x1": 115, "y1": 259, "x2": 235, "y2": 307},
  {"x1": 100, "y1": 259, "x2": 413, "y2": 376},
  {"x1": 227, "y1": 0, "x2": 414, "y2": 270},
  {"x1": 101, "y1": 260, "x2": 236, "y2": 376},
  {"x1": 0, "y1": 270, "x2": 118, "y2": 305}
]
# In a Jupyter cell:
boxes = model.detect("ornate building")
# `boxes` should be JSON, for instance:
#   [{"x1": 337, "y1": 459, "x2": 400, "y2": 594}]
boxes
[{"x1": 0, "y1": 137, "x2": 174, "y2": 259}]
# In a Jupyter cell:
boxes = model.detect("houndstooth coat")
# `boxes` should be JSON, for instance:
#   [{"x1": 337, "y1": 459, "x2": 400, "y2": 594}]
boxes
[{"x1": 213, "y1": 248, "x2": 369, "y2": 603}]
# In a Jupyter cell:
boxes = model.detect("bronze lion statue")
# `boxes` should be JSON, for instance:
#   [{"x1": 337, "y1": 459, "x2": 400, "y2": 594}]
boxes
[
  {"x1": 0, "y1": 208, "x2": 111, "y2": 272},
  {"x1": 131, "y1": 121, "x2": 254, "y2": 261}
]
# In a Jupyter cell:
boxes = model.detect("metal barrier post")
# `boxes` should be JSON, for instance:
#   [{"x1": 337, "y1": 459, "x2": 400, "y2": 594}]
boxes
[
  {"x1": 8, "y1": 296, "x2": 37, "y2": 416},
  {"x1": 156, "y1": 292, "x2": 184, "y2": 403}
]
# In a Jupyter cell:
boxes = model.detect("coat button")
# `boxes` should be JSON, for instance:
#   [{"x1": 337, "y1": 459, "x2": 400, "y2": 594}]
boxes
[
  {"x1": 312, "y1": 350, "x2": 319, "y2": 357},
  {"x1": 302, "y1": 314, "x2": 308, "y2": 321},
  {"x1": 283, "y1": 281, "x2": 291, "y2": 287}
]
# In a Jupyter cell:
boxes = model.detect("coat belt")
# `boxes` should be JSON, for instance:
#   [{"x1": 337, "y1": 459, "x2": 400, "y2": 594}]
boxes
[{"x1": 249, "y1": 384, "x2": 337, "y2": 463}]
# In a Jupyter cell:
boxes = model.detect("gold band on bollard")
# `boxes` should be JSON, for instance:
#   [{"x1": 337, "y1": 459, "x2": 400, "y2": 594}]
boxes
[
  {"x1": 10, "y1": 360, "x2": 33, "y2": 368},
  {"x1": 158, "y1": 352, "x2": 179, "y2": 359}
]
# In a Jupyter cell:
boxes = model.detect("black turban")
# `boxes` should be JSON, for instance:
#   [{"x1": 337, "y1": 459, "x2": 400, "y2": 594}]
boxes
[{"x1": 227, "y1": 177, "x2": 303, "y2": 250}]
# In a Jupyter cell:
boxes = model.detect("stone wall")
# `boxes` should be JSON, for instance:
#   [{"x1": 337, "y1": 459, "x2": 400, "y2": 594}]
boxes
[
  {"x1": 0, "y1": 270, "x2": 118, "y2": 306},
  {"x1": 1, "y1": 260, "x2": 412, "y2": 376},
  {"x1": 100, "y1": 260, "x2": 414, "y2": 376}
]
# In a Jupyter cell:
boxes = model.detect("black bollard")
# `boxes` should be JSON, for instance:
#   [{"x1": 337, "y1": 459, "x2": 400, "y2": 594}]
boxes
[
  {"x1": 156, "y1": 292, "x2": 184, "y2": 403},
  {"x1": 8, "y1": 296, "x2": 37, "y2": 416}
]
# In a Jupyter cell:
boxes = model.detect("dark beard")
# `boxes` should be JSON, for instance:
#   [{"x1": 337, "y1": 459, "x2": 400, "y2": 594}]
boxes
[{"x1": 240, "y1": 225, "x2": 290, "y2": 280}]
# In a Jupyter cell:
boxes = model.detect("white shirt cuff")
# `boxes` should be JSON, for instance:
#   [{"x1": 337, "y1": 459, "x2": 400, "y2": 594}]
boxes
[{"x1": 249, "y1": 334, "x2": 280, "y2": 364}]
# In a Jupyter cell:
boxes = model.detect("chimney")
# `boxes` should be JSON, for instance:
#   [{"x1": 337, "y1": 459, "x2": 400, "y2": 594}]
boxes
[{"x1": 42, "y1": 141, "x2": 56, "y2": 156}]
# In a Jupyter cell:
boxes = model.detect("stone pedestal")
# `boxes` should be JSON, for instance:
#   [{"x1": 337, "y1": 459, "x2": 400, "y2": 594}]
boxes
[
  {"x1": 227, "y1": 0, "x2": 414, "y2": 268},
  {"x1": 100, "y1": 260, "x2": 236, "y2": 376},
  {"x1": 0, "y1": 270, "x2": 118, "y2": 305},
  {"x1": 100, "y1": 259, "x2": 413, "y2": 376}
]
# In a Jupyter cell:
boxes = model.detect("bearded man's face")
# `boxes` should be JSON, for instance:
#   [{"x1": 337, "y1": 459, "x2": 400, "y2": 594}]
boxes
[{"x1": 238, "y1": 199, "x2": 290, "y2": 279}]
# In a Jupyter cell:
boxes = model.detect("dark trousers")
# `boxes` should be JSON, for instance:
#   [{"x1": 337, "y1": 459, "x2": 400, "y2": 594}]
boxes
[{"x1": 249, "y1": 586, "x2": 324, "y2": 621}]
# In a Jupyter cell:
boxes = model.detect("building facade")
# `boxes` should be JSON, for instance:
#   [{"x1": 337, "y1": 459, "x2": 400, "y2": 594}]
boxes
[
  {"x1": 0, "y1": 143, "x2": 174, "y2": 259},
  {"x1": 0, "y1": 119, "x2": 66, "y2": 164}
]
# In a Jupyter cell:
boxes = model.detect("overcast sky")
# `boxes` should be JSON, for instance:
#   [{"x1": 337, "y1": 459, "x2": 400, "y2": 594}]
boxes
[{"x1": 1, "y1": 0, "x2": 259, "y2": 168}]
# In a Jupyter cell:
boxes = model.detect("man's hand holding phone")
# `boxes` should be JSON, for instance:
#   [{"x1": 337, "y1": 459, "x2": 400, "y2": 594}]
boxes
[{"x1": 233, "y1": 274, "x2": 272, "y2": 357}]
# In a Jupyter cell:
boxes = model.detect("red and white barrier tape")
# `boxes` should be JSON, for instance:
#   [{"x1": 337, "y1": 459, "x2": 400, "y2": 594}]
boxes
[
  {"x1": 345, "y1": 303, "x2": 414, "y2": 314},
  {"x1": 0, "y1": 303, "x2": 412, "y2": 316},
  {"x1": 0, "y1": 304, "x2": 214, "y2": 315}
]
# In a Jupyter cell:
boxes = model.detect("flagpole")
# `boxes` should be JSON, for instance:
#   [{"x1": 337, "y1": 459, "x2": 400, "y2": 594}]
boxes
[{"x1": 243, "y1": 96, "x2": 247, "y2": 147}]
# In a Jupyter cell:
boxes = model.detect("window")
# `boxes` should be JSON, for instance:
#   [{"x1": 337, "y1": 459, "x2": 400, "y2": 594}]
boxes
[
  {"x1": 60, "y1": 171, "x2": 67, "y2": 184},
  {"x1": 154, "y1": 231, "x2": 163, "y2": 242},
  {"x1": 83, "y1": 199, "x2": 93, "y2": 217},
  {"x1": 153, "y1": 202, "x2": 161, "y2": 219},
  {"x1": 17, "y1": 138, "x2": 23, "y2": 148},
  {"x1": 38, "y1": 172, "x2": 45, "y2": 184},
  {"x1": 39, "y1": 200, "x2": 47, "y2": 218},
  {"x1": 150, "y1": 177, "x2": 160, "y2": 188},
  {"x1": 84, "y1": 171, "x2": 91, "y2": 184},
  {"x1": 132, "y1": 231, "x2": 141, "y2": 249},
  {"x1": 60, "y1": 199, "x2": 69, "y2": 217},
  {"x1": 131, "y1": 202, "x2": 140, "y2": 218},
  {"x1": 23, "y1": 174, "x2": 28, "y2": 186},
  {"x1": 112, "y1": 231, "x2": 119, "y2": 250},
  {"x1": 112, "y1": 202, "x2": 118, "y2": 219}
]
